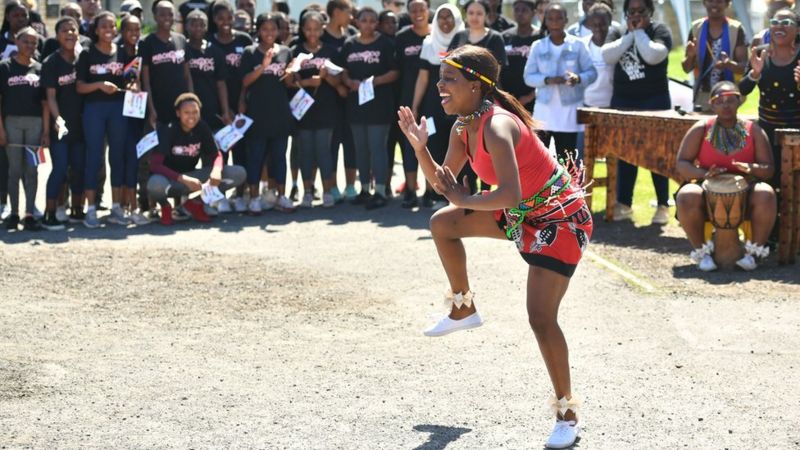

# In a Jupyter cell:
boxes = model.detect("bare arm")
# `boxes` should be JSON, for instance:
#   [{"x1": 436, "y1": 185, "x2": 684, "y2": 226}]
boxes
[
  {"x1": 675, "y1": 122, "x2": 708, "y2": 181},
  {"x1": 373, "y1": 69, "x2": 399, "y2": 86},
  {"x1": 183, "y1": 61, "x2": 194, "y2": 93}
]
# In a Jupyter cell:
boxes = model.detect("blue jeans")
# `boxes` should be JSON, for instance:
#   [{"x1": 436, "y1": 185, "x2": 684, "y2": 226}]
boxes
[
  {"x1": 47, "y1": 138, "x2": 85, "y2": 200},
  {"x1": 610, "y1": 92, "x2": 671, "y2": 207},
  {"x1": 350, "y1": 123, "x2": 389, "y2": 189},
  {"x1": 83, "y1": 100, "x2": 127, "y2": 190},
  {"x1": 245, "y1": 134, "x2": 288, "y2": 185}
]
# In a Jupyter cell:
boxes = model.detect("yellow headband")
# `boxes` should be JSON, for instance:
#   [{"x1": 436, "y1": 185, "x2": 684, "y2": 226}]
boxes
[{"x1": 443, "y1": 59, "x2": 496, "y2": 88}]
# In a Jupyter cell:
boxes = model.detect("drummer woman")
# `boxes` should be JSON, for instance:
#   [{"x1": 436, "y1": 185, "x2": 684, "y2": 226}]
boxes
[
  {"x1": 398, "y1": 45, "x2": 591, "y2": 449},
  {"x1": 675, "y1": 81, "x2": 776, "y2": 272}
]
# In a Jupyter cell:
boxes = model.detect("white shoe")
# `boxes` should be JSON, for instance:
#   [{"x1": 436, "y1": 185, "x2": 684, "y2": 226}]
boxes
[
  {"x1": 736, "y1": 254, "x2": 757, "y2": 271},
  {"x1": 322, "y1": 193, "x2": 335, "y2": 208},
  {"x1": 545, "y1": 420, "x2": 580, "y2": 449},
  {"x1": 233, "y1": 197, "x2": 247, "y2": 212},
  {"x1": 301, "y1": 193, "x2": 313, "y2": 208},
  {"x1": 423, "y1": 311, "x2": 484, "y2": 337},
  {"x1": 275, "y1": 195, "x2": 295, "y2": 212},
  {"x1": 107, "y1": 207, "x2": 131, "y2": 225},
  {"x1": 652, "y1": 205, "x2": 670, "y2": 225},
  {"x1": 613, "y1": 203, "x2": 633, "y2": 221},
  {"x1": 32, "y1": 206, "x2": 44, "y2": 219},
  {"x1": 129, "y1": 211, "x2": 151, "y2": 225},
  {"x1": 0, "y1": 203, "x2": 10, "y2": 220},
  {"x1": 216, "y1": 198, "x2": 232, "y2": 213},
  {"x1": 55, "y1": 206, "x2": 69, "y2": 223},
  {"x1": 698, "y1": 254, "x2": 718, "y2": 272},
  {"x1": 203, "y1": 204, "x2": 219, "y2": 216},
  {"x1": 260, "y1": 188, "x2": 277, "y2": 210},
  {"x1": 248, "y1": 197, "x2": 262, "y2": 213}
]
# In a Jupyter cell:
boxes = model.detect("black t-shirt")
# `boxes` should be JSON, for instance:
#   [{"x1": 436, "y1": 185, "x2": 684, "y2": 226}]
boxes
[
  {"x1": 610, "y1": 22, "x2": 672, "y2": 99},
  {"x1": 41, "y1": 51, "x2": 83, "y2": 140},
  {"x1": 291, "y1": 43, "x2": 339, "y2": 130},
  {"x1": 76, "y1": 44, "x2": 126, "y2": 102},
  {"x1": 0, "y1": 58, "x2": 43, "y2": 117},
  {"x1": 208, "y1": 31, "x2": 253, "y2": 109},
  {"x1": 394, "y1": 26, "x2": 426, "y2": 107},
  {"x1": 502, "y1": 27, "x2": 538, "y2": 110},
  {"x1": 448, "y1": 29, "x2": 508, "y2": 67},
  {"x1": 41, "y1": 35, "x2": 92, "y2": 60},
  {"x1": 241, "y1": 44, "x2": 292, "y2": 137},
  {"x1": 321, "y1": 26, "x2": 358, "y2": 52},
  {"x1": 187, "y1": 41, "x2": 227, "y2": 129},
  {"x1": 490, "y1": 15, "x2": 515, "y2": 33},
  {"x1": 155, "y1": 119, "x2": 219, "y2": 174},
  {"x1": 337, "y1": 35, "x2": 398, "y2": 124},
  {"x1": 141, "y1": 32, "x2": 189, "y2": 122},
  {"x1": 419, "y1": 59, "x2": 445, "y2": 119}
]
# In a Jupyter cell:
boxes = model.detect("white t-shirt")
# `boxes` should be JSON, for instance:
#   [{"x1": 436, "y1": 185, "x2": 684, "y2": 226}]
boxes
[
  {"x1": 532, "y1": 42, "x2": 582, "y2": 133},
  {"x1": 583, "y1": 37, "x2": 614, "y2": 108}
]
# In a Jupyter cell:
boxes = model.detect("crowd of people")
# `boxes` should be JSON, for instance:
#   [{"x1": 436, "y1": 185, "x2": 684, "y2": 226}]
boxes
[{"x1": 0, "y1": 0, "x2": 792, "y2": 269}]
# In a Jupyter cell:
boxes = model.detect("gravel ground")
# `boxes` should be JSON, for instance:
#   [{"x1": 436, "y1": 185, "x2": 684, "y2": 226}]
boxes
[{"x1": 1, "y1": 200, "x2": 798, "y2": 449}]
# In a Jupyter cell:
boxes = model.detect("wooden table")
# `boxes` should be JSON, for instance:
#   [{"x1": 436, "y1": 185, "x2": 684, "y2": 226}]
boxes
[{"x1": 578, "y1": 107, "x2": 799, "y2": 265}]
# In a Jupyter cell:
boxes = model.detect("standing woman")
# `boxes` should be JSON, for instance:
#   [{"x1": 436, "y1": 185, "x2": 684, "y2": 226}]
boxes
[
  {"x1": 339, "y1": 6, "x2": 399, "y2": 209},
  {"x1": 394, "y1": 0, "x2": 430, "y2": 208},
  {"x1": 41, "y1": 16, "x2": 84, "y2": 230},
  {"x1": 501, "y1": 0, "x2": 540, "y2": 115},
  {"x1": 241, "y1": 13, "x2": 294, "y2": 214},
  {"x1": 208, "y1": 0, "x2": 252, "y2": 212},
  {"x1": 411, "y1": 3, "x2": 463, "y2": 209},
  {"x1": 398, "y1": 45, "x2": 591, "y2": 449},
  {"x1": 291, "y1": 11, "x2": 342, "y2": 208},
  {"x1": 524, "y1": 3, "x2": 596, "y2": 163},
  {"x1": 601, "y1": 0, "x2": 673, "y2": 225},
  {"x1": 447, "y1": 0, "x2": 507, "y2": 69},
  {"x1": 76, "y1": 11, "x2": 131, "y2": 228},
  {"x1": 186, "y1": 10, "x2": 230, "y2": 133},
  {"x1": 141, "y1": 0, "x2": 193, "y2": 129},
  {"x1": 0, "y1": 26, "x2": 47, "y2": 231},
  {"x1": 743, "y1": 8, "x2": 800, "y2": 190}
]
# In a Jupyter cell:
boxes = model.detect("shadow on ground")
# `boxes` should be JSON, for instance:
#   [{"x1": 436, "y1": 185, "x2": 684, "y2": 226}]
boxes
[{"x1": 412, "y1": 424, "x2": 471, "y2": 450}]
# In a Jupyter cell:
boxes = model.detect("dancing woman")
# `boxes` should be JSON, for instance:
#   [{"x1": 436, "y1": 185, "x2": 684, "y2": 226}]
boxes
[{"x1": 397, "y1": 45, "x2": 591, "y2": 449}]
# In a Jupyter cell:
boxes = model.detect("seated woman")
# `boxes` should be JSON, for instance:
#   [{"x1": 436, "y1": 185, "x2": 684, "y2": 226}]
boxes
[
  {"x1": 675, "y1": 81, "x2": 776, "y2": 271},
  {"x1": 146, "y1": 93, "x2": 246, "y2": 226}
]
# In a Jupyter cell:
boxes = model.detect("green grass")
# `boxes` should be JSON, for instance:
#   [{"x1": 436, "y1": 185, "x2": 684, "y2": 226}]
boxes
[{"x1": 668, "y1": 46, "x2": 759, "y2": 116}]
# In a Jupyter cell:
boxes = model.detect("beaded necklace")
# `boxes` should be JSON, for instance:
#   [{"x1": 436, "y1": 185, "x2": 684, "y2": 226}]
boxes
[
  {"x1": 705, "y1": 118, "x2": 749, "y2": 155},
  {"x1": 455, "y1": 99, "x2": 493, "y2": 135}
]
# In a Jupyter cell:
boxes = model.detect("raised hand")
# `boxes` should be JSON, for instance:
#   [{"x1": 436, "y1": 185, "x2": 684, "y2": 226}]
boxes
[
  {"x1": 433, "y1": 166, "x2": 470, "y2": 206},
  {"x1": 685, "y1": 39, "x2": 697, "y2": 59},
  {"x1": 261, "y1": 47, "x2": 274, "y2": 69},
  {"x1": 397, "y1": 106, "x2": 428, "y2": 152},
  {"x1": 749, "y1": 44, "x2": 768, "y2": 78}
]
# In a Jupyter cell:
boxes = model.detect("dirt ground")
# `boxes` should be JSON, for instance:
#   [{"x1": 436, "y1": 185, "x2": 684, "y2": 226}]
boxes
[{"x1": 1, "y1": 194, "x2": 799, "y2": 449}]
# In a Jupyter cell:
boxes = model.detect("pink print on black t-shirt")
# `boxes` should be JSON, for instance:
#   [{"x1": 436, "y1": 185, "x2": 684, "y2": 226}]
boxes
[
  {"x1": 90, "y1": 62, "x2": 123, "y2": 75},
  {"x1": 189, "y1": 57, "x2": 215, "y2": 72},
  {"x1": 7, "y1": 74, "x2": 39, "y2": 87},
  {"x1": 225, "y1": 53, "x2": 242, "y2": 68},
  {"x1": 57, "y1": 71, "x2": 76, "y2": 86},
  {"x1": 347, "y1": 50, "x2": 381, "y2": 64},
  {"x1": 404, "y1": 45, "x2": 421, "y2": 56},
  {"x1": 263, "y1": 62, "x2": 286, "y2": 76},
  {"x1": 172, "y1": 142, "x2": 201, "y2": 157},
  {"x1": 507, "y1": 45, "x2": 530, "y2": 57},
  {"x1": 152, "y1": 49, "x2": 186, "y2": 65}
]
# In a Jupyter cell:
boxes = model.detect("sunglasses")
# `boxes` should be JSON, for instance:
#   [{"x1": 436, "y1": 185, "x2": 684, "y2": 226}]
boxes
[{"x1": 770, "y1": 18, "x2": 797, "y2": 27}]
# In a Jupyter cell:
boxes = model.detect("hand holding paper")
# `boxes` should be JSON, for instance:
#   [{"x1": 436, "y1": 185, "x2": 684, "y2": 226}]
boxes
[{"x1": 358, "y1": 76, "x2": 375, "y2": 106}]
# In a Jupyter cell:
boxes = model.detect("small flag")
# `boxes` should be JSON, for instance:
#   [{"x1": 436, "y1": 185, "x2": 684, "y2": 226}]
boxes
[
  {"x1": 123, "y1": 56, "x2": 141, "y2": 82},
  {"x1": 25, "y1": 146, "x2": 46, "y2": 167}
]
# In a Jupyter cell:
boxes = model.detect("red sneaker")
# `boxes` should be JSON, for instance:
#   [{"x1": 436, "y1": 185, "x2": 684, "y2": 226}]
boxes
[
  {"x1": 182, "y1": 198, "x2": 211, "y2": 222},
  {"x1": 160, "y1": 202, "x2": 174, "y2": 226}
]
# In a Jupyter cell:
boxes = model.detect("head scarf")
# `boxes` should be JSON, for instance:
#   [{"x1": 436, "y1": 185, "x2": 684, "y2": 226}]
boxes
[{"x1": 420, "y1": 3, "x2": 464, "y2": 65}]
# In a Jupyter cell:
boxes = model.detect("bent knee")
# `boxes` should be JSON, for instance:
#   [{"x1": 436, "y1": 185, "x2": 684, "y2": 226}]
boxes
[{"x1": 429, "y1": 206, "x2": 461, "y2": 237}]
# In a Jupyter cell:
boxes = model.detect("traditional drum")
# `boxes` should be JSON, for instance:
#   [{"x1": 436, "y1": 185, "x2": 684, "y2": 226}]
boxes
[{"x1": 702, "y1": 173, "x2": 750, "y2": 268}]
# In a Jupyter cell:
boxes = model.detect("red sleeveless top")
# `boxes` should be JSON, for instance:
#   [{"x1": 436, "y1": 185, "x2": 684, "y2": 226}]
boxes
[
  {"x1": 461, "y1": 105, "x2": 558, "y2": 197},
  {"x1": 696, "y1": 118, "x2": 756, "y2": 174}
]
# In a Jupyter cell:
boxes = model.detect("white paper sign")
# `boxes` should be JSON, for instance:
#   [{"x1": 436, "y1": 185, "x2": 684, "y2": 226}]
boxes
[
  {"x1": 1, "y1": 44, "x2": 18, "y2": 60},
  {"x1": 288, "y1": 52, "x2": 312, "y2": 73},
  {"x1": 136, "y1": 130, "x2": 159, "y2": 159},
  {"x1": 426, "y1": 116, "x2": 436, "y2": 136},
  {"x1": 55, "y1": 116, "x2": 68, "y2": 140},
  {"x1": 123, "y1": 91, "x2": 148, "y2": 119},
  {"x1": 289, "y1": 88, "x2": 315, "y2": 120},
  {"x1": 358, "y1": 76, "x2": 375, "y2": 106},
  {"x1": 200, "y1": 182, "x2": 225, "y2": 205},
  {"x1": 323, "y1": 59, "x2": 343, "y2": 75},
  {"x1": 213, "y1": 114, "x2": 254, "y2": 152}
]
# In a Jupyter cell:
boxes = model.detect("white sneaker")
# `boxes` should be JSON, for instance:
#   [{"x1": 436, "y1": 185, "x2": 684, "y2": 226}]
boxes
[
  {"x1": 0, "y1": 203, "x2": 10, "y2": 220},
  {"x1": 698, "y1": 254, "x2": 718, "y2": 272},
  {"x1": 613, "y1": 203, "x2": 633, "y2": 221},
  {"x1": 545, "y1": 420, "x2": 580, "y2": 449},
  {"x1": 83, "y1": 209, "x2": 100, "y2": 228},
  {"x1": 129, "y1": 211, "x2": 150, "y2": 225},
  {"x1": 233, "y1": 197, "x2": 247, "y2": 213},
  {"x1": 248, "y1": 197, "x2": 262, "y2": 214},
  {"x1": 32, "y1": 206, "x2": 44, "y2": 219},
  {"x1": 55, "y1": 206, "x2": 69, "y2": 223},
  {"x1": 216, "y1": 198, "x2": 232, "y2": 213},
  {"x1": 107, "y1": 207, "x2": 131, "y2": 225},
  {"x1": 322, "y1": 193, "x2": 335, "y2": 208},
  {"x1": 423, "y1": 311, "x2": 484, "y2": 337},
  {"x1": 260, "y1": 188, "x2": 277, "y2": 210},
  {"x1": 652, "y1": 205, "x2": 670, "y2": 225},
  {"x1": 203, "y1": 204, "x2": 219, "y2": 216},
  {"x1": 275, "y1": 195, "x2": 295, "y2": 212},
  {"x1": 736, "y1": 254, "x2": 758, "y2": 271},
  {"x1": 300, "y1": 193, "x2": 313, "y2": 208}
]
